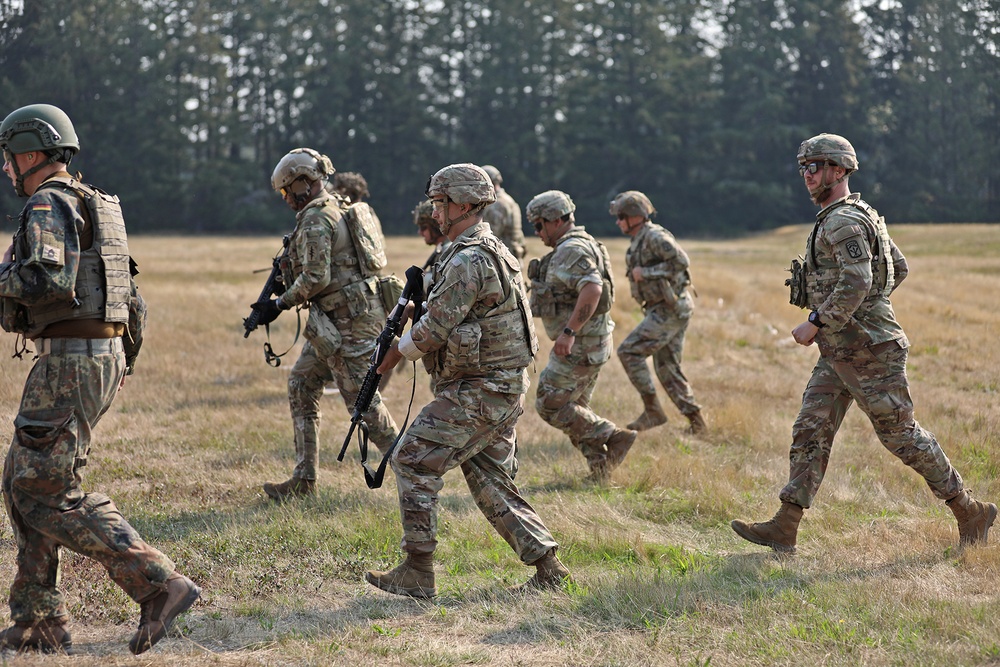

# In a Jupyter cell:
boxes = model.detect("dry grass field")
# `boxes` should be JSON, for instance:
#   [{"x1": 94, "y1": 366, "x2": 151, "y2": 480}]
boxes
[{"x1": 0, "y1": 223, "x2": 998, "y2": 666}]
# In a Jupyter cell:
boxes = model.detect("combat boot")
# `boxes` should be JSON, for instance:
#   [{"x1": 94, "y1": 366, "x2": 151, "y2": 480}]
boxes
[
  {"x1": 686, "y1": 410, "x2": 707, "y2": 435},
  {"x1": 262, "y1": 476, "x2": 315, "y2": 502},
  {"x1": 947, "y1": 489, "x2": 998, "y2": 547},
  {"x1": 731, "y1": 502, "x2": 803, "y2": 553},
  {"x1": 605, "y1": 428, "x2": 638, "y2": 471},
  {"x1": 627, "y1": 393, "x2": 668, "y2": 431},
  {"x1": 365, "y1": 553, "x2": 437, "y2": 598},
  {"x1": 0, "y1": 618, "x2": 73, "y2": 654},
  {"x1": 129, "y1": 572, "x2": 201, "y2": 655},
  {"x1": 516, "y1": 548, "x2": 571, "y2": 592}
]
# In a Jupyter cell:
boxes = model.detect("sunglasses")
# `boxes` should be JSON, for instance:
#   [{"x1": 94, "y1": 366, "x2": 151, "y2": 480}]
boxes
[{"x1": 798, "y1": 161, "x2": 836, "y2": 176}]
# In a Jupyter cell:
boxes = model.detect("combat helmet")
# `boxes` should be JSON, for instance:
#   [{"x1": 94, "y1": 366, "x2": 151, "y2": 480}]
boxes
[
  {"x1": 526, "y1": 190, "x2": 575, "y2": 223},
  {"x1": 271, "y1": 148, "x2": 334, "y2": 193},
  {"x1": 797, "y1": 133, "x2": 859, "y2": 173},
  {"x1": 0, "y1": 104, "x2": 80, "y2": 196},
  {"x1": 412, "y1": 199, "x2": 436, "y2": 227},
  {"x1": 481, "y1": 164, "x2": 503, "y2": 187},
  {"x1": 425, "y1": 163, "x2": 495, "y2": 235},
  {"x1": 609, "y1": 191, "x2": 656, "y2": 219}
]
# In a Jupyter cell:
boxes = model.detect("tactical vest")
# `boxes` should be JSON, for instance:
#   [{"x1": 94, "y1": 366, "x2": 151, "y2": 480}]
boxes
[
  {"x1": 805, "y1": 194, "x2": 894, "y2": 308},
  {"x1": 430, "y1": 233, "x2": 538, "y2": 377},
  {"x1": 528, "y1": 228, "x2": 614, "y2": 320},
  {"x1": 12, "y1": 177, "x2": 131, "y2": 337},
  {"x1": 627, "y1": 224, "x2": 690, "y2": 307}
]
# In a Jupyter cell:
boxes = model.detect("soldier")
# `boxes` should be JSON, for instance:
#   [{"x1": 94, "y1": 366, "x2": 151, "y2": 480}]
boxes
[
  {"x1": 413, "y1": 199, "x2": 450, "y2": 279},
  {"x1": 367, "y1": 164, "x2": 570, "y2": 597},
  {"x1": 0, "y1": 104, "x2": 199, "y2": 654},
  {"x1": 328, "y1": 170, "x2": 370, "y2": 204},
  {"x1": 731, "y1": 133, "x2": 997, "y2": 553},
  {"x1": 481, "y1": 164, "x2": 526, "y2": 259},
  {"x1": 525, "y1": 190, "x2": 636, "y2": 482},
  {"x1": 253, "y1": 149, "x2": 398, "y2": 501},
  {"x1": 611, "y1": 191, "x2": 706, "y2": 434}
]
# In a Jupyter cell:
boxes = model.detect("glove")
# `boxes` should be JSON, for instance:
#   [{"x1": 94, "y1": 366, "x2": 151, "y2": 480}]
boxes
[
  {"x1": 271, "y1": 276, "x2": 286, "y2": 296},
  {"x1": 252, "y1": 298, "x2": 282, "y2": 326}
]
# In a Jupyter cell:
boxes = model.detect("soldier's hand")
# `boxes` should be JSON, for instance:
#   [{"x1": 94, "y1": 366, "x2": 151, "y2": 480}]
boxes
[
  {"x1": 2, "y1": 244, "x2": 13, "y2": 263},
  {"x1": 377, "y1": 343, "x2": 403, "y2": 375},
  {"x1": 553, "y1": 332, "x2": 575, "y2": 357},
  {"x1": 631, "y1": 266, "x2": 644, "y2": 282},
  {"x1": 792, "y1": 321, "x2": 818, "y2": 346},
  {"x1": 252, "y1": 298, "x2": 282, "y2": 326}
]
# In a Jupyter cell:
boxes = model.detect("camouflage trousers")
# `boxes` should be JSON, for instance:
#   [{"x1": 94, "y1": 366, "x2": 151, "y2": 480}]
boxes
[
  {"x1": 390, "y1": 379, "x2": 558, "y2": 564},
  {"x1": 536, "y1": 334, "x2": 616, "y2": 461},
  {"x1": 1, "y1": 338, "x2": 174, "y2": 622},
  {"x1": 617, "y1": 301, "x2": 701, "y2": 416},
  {"x1": 289, "y1": 309, "x2": 398, "y2": 480},
  {"x1": 781, "y1": 339, "x2": 963, "y2": 508}
]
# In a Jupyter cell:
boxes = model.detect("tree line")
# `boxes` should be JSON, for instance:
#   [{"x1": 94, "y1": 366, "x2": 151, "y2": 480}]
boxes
[{"x1": 1, "y1": 0, "x2": 997, "y2": 237}]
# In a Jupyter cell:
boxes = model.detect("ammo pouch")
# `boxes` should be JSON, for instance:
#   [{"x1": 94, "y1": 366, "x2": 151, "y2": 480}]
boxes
[
  {"x1": 786, "y1": 256, "x2": 808, "y2": 308},
  {"x1": 341, "y1": 278, "x2": 379, "y2": 318},
  {"x1": 637, "y1": 279, "x2": 677, "y2": 308},
  {"x1": 0, "y1": 296, "x2": 30, "y2": 335},
  {"x1": 443, "y1": 320, "x2": 482, "y2": 374},
  {"x1": 305, "y1": 306, "x2": 343, "y2": 358},
  {"x1": 528, "y1": 281, "x2": 557, "y2": 318},
  {"x1": 377, "y1": 274, "x2": 405, "y2": 313},
  {"x1": 595, "y1": 277, "x2": 613, "y2": 315}
]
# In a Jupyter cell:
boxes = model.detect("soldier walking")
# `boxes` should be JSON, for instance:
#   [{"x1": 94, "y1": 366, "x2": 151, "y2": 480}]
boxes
[
  {"x1": 526, "y1": 190, "x2": 636, "y2": 482},
  {"x1": 0, "y1": 104, "x2": 199, "y2": 654},
  {"x1": 731, "y1": 133, "x2": 997, "y2": 553},
  {"x1": 367, "y1": 164, "x2": 570, "y2": 597},
  {"x1": 612, "y1": 191, "x2": 706, "y2": 434},
  {"x1": 253, "y1": 148, "x2": 398, "y2": 500}
]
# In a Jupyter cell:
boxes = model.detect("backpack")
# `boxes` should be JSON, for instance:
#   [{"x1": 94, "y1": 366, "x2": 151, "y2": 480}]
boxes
[{"x1": 344, "y1": 202, "x2": 388, "y2": 277}]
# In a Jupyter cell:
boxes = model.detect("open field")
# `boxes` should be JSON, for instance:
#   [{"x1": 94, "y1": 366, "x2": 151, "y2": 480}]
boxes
[{"x1": 0, "y1": 224, "x2": 998, "y2": 666}]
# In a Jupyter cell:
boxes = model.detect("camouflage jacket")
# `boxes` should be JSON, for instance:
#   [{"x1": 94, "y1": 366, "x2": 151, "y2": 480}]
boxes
[
  {"x1": 279, "y1": 192, "x2": 378, "y2": 317},
  {"x1": 626, "y1": 222, "x2": 692, "y2": 308},
  {"x1": 482, "y1": 188, "x2": 526, "y2": 259},
  {"x1": 530, "y1": 226, "x2": 613, "y2": 340},
  {"x1": 400, "y1": 222, "x2": 536, "y2": 393},
  {"x1": 805, "y1": 193, "x2": 909, "y2": 355}
]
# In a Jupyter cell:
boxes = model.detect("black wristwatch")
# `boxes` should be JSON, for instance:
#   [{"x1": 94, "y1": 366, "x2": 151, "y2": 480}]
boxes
[
  {"x1": 808, "y1": 310, "x2": 825, "y2": 328},
  {"x1": 562, "y1": 327, "x2": 576, "y2": 337}
]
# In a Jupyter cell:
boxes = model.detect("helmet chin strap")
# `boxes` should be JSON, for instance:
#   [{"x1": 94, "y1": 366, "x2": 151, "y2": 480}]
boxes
[
  {"x1": 439, "y1": 200, "x2": 485, "y2": 235},
  {"x1": 808, "y1": 168, "x2": 849, "y2": 205},
  {"x1": 9, "y1": 152, "x2": 60, "y2": 197}
]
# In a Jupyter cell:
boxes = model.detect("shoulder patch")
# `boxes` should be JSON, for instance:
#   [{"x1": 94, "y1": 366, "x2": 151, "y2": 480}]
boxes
[{"x1": 827, "y1": 223, "x2": 863, "y2": 244}]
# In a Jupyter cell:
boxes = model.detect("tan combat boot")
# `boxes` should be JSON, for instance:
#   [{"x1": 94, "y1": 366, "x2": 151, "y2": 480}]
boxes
[
  {"x1": 947, "y1": 489, "x2": 998, "y2": 547},
  {"x1": 365, "y1": 553, "x2": 437, "y2": 598},
  {"x1": 605, "y1": 428, "x2": 638, "y2": 471},
  {"x1": 686, "y1": 410, "x2": 707, "y2": 435},
  {"x1": 129, "y1": 572, "x2": 201, "y2": 655},
  {"x1": 516, "y1": 548, "x2": 571, "y2": 592},
  {"x1": 627, "y1": 393, "x2": 668, "y2": 431},
  {"x1": 0, "y1": 618, "x2": 73, "y2": 654},
  {"x1": 262, "y1": 477, "x2": 315, "y2": 502},
  {"x1": 731, "y1": 502, "x2": 803, "y2": 553}
]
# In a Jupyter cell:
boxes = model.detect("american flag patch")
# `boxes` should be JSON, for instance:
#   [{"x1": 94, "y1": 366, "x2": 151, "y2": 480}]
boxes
[{"x1": 32, "y1": 204, "x2": 52, "y2": 212}]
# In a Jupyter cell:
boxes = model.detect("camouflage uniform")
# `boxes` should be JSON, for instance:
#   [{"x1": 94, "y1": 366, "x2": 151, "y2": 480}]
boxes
[
  {"x1": 279, "y1": 192, "x2": 398, "y2": 480},
  {"x1": 617, "y1": 222, "x2": 702, "y2": 417},
  {"x1": 483, "y1": 188, "x2": 526, "y2": 259},
  {"x1": 530, "y1": 227, "x2": 617, "y2": 466},
  {"x1": 391, "y1": 222, "x2": 556, "y2": 561},
  {"x1": 0, "y1": 175, "x2": 174, "y2": 623},
  {"x1": 782, "y1": 193, "x2": 962, "y2": 508}
]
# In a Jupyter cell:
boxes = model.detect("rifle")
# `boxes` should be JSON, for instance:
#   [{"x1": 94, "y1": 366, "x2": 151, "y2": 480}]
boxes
[
  {"x1": 338, "y1": 264, "x2": 425, "y2": 489},
  {"x1": 243, "y1": 236, "x2": 298, "y2": 367}
]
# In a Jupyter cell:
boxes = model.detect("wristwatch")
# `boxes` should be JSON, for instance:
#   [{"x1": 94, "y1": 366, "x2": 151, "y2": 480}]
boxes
[
  {"x1": 562, "y1": 327, "x2": 576, "y2": 337},
  {"x1": 808, "y1": 310, "x2": 825, "y2": 328}
]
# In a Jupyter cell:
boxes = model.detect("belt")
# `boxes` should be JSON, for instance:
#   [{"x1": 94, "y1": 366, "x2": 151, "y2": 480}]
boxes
[{"x1": 35, "y1": 337, "x2": 123, "y2": 356}]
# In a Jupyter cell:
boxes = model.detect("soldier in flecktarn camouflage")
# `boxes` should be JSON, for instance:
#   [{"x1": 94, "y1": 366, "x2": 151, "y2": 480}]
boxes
[
  {"x1": 365, "y1": 164, "x2": 570, "y2": 598},
  {"x1": 525, "y1": 189, "x2": 636, "y2": 483},
  {"x1": 731, "y1": 133, "x2": 998, "y2": 554},
  {"x1": 611, "y1": 191, "x2": 707, "y2": 435},
  {"x1": 0, "y1": 104, "x2": 199, "y2": 655}
]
